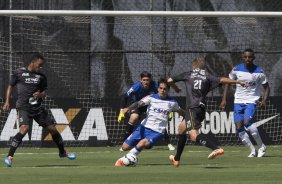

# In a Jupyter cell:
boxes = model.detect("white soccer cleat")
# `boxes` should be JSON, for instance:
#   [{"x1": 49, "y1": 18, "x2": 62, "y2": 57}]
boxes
[
  {"x1": 257, "y1": 145, "x2": 266, "y2": 158},
  {"x1": 248, "y1": 152, "x2": 257, "y2": 158},
  {"x1": 119, "y1": 147, "x2": 124, "y2": 152},
  {"x1": 167, "y1": 144, "x2": 175, "y2": 151}
]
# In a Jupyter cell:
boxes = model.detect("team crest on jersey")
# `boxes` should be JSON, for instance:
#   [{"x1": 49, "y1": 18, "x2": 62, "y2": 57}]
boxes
[{"x1": 22, "y1": 73, "x2": 29, "y2": 77}]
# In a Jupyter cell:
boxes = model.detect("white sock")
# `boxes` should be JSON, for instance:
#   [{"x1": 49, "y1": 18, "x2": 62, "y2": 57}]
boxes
[
  {"x1": 247, "y1": 124, "x2": 264, "y2": 148},
  {"x1": 129, "y1": 147, "x2": 141, "y2": 156},
  {"x1": 238, "y1": 131, "x2": 255, "y2": 153}
]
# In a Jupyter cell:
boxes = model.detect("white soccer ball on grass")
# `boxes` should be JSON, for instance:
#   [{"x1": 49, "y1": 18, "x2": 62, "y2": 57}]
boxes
[{"x1": 121, "y1": 153, "x2": 138, "y2": 166}]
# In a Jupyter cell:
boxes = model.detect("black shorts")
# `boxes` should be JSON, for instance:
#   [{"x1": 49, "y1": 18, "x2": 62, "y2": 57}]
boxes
[
  {"x1": 17, "y1": 108, "x2": 55, "y2": 128},
  {"x1": 185, "y1": 107, "x2": 205, "y2": 131}
]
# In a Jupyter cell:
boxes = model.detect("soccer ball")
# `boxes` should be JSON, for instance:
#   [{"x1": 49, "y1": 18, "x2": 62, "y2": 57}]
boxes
[{"x1": 121, "y1": 153, "x2": 138, "y2": 166}]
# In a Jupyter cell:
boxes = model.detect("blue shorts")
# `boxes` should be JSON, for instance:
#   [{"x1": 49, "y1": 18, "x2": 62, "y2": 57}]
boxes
[
  {"x1": 233, "y1": 103, "x2": 256, "y2": 124},
  {"x1": 124, "y1": 125, "x2": 163, "y2": 147}
]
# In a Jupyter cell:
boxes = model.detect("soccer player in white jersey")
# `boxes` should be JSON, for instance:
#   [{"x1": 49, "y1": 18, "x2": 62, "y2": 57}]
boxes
[
  {"x1": 115, "y1": 79, "x2": 184, "y2": 166},
  {"x1": 220, "y1": 48, "x2": 270, "y2": 157}
]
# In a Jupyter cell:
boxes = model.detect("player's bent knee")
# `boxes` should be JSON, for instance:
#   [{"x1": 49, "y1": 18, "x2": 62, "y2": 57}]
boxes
[
  {"x1": 19, "y1": 125, "x2": 29, "y2": 134},
  {"x1": 189, "y1": 130, "x2": 198, "y2": 142},
  {"x1": 190, "y1": 135, "x2": 197, "y2": 142}
]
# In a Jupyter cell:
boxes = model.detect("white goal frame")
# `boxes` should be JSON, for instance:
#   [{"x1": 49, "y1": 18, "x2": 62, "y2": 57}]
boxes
[{"x1": 0, "y1": 10, "x2": 282, "y2": 17}]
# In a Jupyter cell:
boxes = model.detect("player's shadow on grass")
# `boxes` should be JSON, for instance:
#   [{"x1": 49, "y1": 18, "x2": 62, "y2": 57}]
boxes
[
  {"x1": 203, "y1": 166, "x2": 227, "y2": 169},
  {"x1": 34, "y1": 164, "x2": 80, "y2": 168},
  {"x1": 138, "y1": 163, "x2": 196, "y2": 166},
  {"x1": 261, "y1": 155, "x2": 282, "y2": 158}
]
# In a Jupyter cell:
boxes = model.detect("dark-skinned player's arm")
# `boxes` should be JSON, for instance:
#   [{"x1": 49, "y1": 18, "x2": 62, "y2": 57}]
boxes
[
  {"x1": 258, "y1": 83, "x2": 270, "y2": 108},
  {"x1": 2, "y1": 85, "x2": 14, "y2": 112},
  {"x1": 219, "y1": 84, "x2": 229, "y2": 111}
]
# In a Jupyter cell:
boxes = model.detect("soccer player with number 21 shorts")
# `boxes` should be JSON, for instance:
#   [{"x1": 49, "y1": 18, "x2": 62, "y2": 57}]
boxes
[{"x1": 2, "y1": 53, "x2": 76, "y2": 167}]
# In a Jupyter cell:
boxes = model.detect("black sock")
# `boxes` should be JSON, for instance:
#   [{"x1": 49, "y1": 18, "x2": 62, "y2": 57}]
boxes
[
  {"x1": 52, "y1": 133, "x2": 65, "y2": 154},
  {"x1": 196, "y1": 134, "x2": 218, "y2": 150},
  {"x1": 163, "y1": 129, "x2": 170, "y2": 144},
  {"x1": 123, "y1": 122, "x2": 134, "y2": 141},
  {"x1": 174, "y1": 134, "x2": 187, "y2": 161},
  {"x1": 8, "y1": 132, "x2": 25, "y2": 157}
]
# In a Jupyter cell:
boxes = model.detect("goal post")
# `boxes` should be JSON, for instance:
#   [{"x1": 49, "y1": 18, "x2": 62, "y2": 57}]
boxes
[
  {"x1": 0, "y1": 10, "x2": 282, "y2": 147},
  {"x1": 2, "y1": 10, "x2": 282, "y2": 17}
]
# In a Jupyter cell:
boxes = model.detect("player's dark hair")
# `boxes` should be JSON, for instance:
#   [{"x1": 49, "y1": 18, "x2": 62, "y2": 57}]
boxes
[
  {"x1": 31, "y1": 52, "x2": 45, "y2": 63},
  {"x1": 243, "y1": 48, "x2": 255, "y2": 59},
  {"x1": 140, "y1": 71, "x2": 152, "y2": 79},
  {"x1": 243, "y1": 48, "x2": 254, "y2": 54},
  {"x1": 158, "y1": 78, "x2": 170, "y2": 90}
]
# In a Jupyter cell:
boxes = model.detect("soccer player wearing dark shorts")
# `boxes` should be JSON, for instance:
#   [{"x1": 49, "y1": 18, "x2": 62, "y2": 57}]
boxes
[
  {"x1": 167, "y1": 57, "x2": 248, "y2": 167},
  {"x1": 2, "y1": 53, "x2": 76, "y2": 167}
]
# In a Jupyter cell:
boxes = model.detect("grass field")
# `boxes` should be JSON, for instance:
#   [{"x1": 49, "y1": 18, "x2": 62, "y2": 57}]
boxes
[{"x1": 1, "y1": 145, "x2": 282, "y2": 184}]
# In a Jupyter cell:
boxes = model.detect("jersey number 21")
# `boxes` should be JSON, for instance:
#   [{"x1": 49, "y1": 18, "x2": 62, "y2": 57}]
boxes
[{"x1": 194, "y1": 80, "x2": 202, "y2": 89}]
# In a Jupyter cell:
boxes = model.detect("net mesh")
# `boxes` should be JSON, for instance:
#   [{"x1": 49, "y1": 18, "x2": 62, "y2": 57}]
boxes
[{"x1": 1, "y1": 2, "x2": 282, "y2": 147}]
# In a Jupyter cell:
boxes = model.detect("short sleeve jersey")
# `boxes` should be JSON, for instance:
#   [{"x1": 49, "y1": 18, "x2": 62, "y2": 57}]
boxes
[
  {"x1": 229, "y1": 63, "x2": 268, "y2": 104},
  {"x1": 9, "y1": 67, "x2": 47, "y2": 111},
  {"x1": 171, "y1": 69, "x2": 221, "y2": 109},
  {"x1": 125, "y1": 81, "x2": 158, "y2": 102},
  {"x1": 140, "y1": 94, "x2": 180, "y2": 133}
]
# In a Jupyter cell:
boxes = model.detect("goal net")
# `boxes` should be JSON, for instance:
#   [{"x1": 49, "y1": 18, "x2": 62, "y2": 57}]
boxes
[{"x1": 0, "y1": 10, "x2": 282, "y2": 147}]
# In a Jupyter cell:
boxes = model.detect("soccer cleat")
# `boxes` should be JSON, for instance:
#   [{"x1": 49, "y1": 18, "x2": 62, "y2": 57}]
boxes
[
  {"x1": 59, "y1": 152, "x2": 77, "y2": 160},
  {"x1": 257, "y1": 145, "x2": 266, "y2": 158},
  {"x1": 115, "y1": 159, "x2": 124, "y2": 166},
  {"x1": 248, "y1": 152, "x2": 257, "y2": 158},
  {"x1": 119, "y1": 147, "x2": 124, "y2": 152},
  {"x1": 167, "y1": 144, "x2": 175, "y2": 151},
  {"x1": 208, "y1": 148, "x2": 224, "y2": 160},
  {"x1": 169, "y1": 155, "x2": 180, "y2": 167},
  {"x1": 4, "y1": 156, "x2": 13, "y2": 167}
]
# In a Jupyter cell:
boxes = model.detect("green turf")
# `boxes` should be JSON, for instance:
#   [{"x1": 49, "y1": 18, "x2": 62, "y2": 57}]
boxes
[{"x1": 1, "y1": 146, "x2": 282, "y2": 184}]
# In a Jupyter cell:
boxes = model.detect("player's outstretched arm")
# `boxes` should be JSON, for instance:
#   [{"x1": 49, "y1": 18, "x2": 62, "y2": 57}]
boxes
[
  {"x1": 124, "y1": 101, "x2": 146, "y2": 113},
  {"x1": 219, "y1": 84, "x2": 229, "y2": 111},
  {"x1": 167, "y1": 78, "x2": 181, "y2": 93},
  {"x1": 2, "y1": 85, "x2": 13, "y2": 112},
  {"x1": 219, "y1": 77, "x2": 247, "y2": 87}
]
